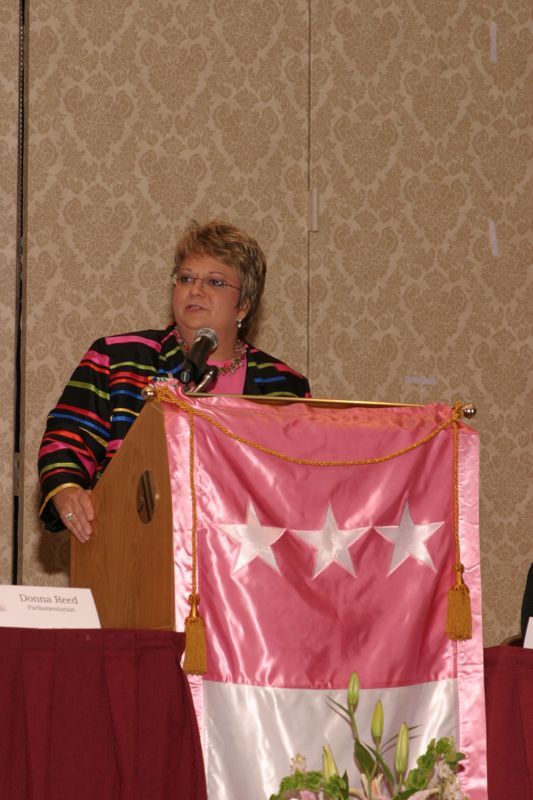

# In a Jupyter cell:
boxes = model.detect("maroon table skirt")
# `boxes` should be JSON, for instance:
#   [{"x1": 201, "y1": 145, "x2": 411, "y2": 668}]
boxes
[
  {"x1": 0, "y1": 628, "x2": 207, "y2": 800},
  {"x1": 485, "y1": 645, "x2": 533, "y2": 800}
]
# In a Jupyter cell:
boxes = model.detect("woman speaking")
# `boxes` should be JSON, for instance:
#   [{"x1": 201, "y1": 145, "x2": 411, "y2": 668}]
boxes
[{"x1": 38, "y1": 220, "x2": 311, "y2": 542}]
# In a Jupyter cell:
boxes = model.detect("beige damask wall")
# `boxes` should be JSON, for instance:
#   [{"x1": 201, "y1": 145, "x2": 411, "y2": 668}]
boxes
[
  {"x1": 307, "y1": 0, "x2": 533, "y2": 648},
  {"x1": 16, "y1": 0, "x2": 532, "y2": 647},
  {"x1": 21, "y1": 1, "x2": 310, "y2": 583},
  {"x1": 0, "y1": 3, "x2": 19, "y2": 584}
]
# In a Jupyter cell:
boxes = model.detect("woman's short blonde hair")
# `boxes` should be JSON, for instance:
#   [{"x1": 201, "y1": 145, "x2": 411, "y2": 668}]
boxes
[{"x1": 173, "y1": 220, "x2": 267, "y2": 339}]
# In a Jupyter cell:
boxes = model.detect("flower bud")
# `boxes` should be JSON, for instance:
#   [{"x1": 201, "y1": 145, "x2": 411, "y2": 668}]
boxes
[
  {"x1": 322, "y1": 745, "x2": 339, "y2": 779},
  {"x1": 347, "y1": 672, "x2": 359, "y2": 711},
  {"x1": 371, "y1": 700, "x2": 384, "y2": 745},
  {"x1": 394, "y1": 723, "x2": 409, "y2": 776}
]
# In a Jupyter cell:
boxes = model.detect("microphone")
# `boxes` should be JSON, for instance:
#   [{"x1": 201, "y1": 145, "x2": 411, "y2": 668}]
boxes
[{"x1": 178, "y1": 328, "x2": 218, "y2": 385}]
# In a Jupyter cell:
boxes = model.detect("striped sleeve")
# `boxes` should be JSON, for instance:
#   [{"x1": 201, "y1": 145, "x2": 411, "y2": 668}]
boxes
[
  {"x1": 244, "y1": 347, "x2": 311, "y2": 398},
  {"x1": 38, "y1": 341, "x2": 113, "y2": 530},
  {"x1": 38, "y1": 333, "x2": 160, "y2": 531}
]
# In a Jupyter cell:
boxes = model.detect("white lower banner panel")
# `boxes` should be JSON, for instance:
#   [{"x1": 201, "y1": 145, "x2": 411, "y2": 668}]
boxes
[{"x1": 201, "y1": 678, "x2": 459, "y2": 799}]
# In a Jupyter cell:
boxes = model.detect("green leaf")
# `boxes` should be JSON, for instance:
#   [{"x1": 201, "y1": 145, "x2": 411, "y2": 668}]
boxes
[
  {"x1": 271, "y1": 769, "x2": 324, "y2": 797},
  {"x1": 415, "y1": 751, "x2": 435, "y2": 771},
  {"x1": 364, "y1": 744, "x2": 395, "y2": 788},
  {"x1": 404, "y1": 766, "x2": 429, "y2": 790},
  {"x1": 394, "y1": 789, "x2": 433, "y2": 800},
  {"x1": 323, "y1": 772, "x2": 350, "y2": 800},
  {"x1": 354, "y1": 739, "x2": 376, "y2": 776},
  {"x1": 326, "y1": 698, "x2": 353, "y2": 727},
  {"x1": 326, "y1": 701, "x2": 351, "y2": 720}
]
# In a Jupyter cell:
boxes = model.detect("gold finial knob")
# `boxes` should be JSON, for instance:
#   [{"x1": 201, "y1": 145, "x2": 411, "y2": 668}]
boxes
[
  {"x1": 142, "y1": 383, "x2": 157, "y2": 401},
  {"x1": 462, "y1": 403, "x2": 476, "y2": 419}
]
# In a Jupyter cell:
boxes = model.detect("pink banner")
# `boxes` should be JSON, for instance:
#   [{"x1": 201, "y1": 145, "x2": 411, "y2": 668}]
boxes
[{"x1": 163, "y1": 391, "x2": 486, "y2": 799}]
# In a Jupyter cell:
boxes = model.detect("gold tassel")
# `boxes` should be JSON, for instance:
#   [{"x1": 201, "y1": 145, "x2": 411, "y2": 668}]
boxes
[
  {"x1": 446, "y1": 564, "x2": 472, "y2": 641},
  {"x1": 183, "y1": 593, "x2": 208, "y2": 675}
]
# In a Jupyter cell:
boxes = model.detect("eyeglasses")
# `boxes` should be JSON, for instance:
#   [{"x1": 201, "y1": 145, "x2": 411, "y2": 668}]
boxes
[{"x1": 172, "y1": 273, "x2": 241, "y2": 292}]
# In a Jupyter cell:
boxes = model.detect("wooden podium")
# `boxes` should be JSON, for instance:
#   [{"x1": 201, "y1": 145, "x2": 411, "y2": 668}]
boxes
[{"x1": 70, "y1": 401, "x2": 175, "y2": 630}]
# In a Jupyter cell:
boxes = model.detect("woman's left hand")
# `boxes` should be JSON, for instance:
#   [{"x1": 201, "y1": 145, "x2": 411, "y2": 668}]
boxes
[{"x1": 53, "y1": 486, "x2": 94, "y2": 543}]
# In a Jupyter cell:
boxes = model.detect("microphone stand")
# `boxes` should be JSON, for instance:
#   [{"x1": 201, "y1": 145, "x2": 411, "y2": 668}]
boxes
[{"x1": 185, "y1": 365, "x2": 219, "y2": 395}]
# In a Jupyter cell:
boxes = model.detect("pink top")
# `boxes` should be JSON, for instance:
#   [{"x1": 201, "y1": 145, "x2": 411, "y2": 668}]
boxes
[{"x1": 206, "y1": 358, "x2": 246, "y2": 394}]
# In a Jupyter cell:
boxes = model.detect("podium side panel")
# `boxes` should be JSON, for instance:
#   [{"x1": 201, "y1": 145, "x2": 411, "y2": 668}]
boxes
[{"x1": 70, "y1": 402, "x2": 175, "y2": 630}]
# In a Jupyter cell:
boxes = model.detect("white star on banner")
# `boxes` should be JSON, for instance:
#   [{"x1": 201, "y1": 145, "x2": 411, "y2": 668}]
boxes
[
  {"x1": 375, "y1": 502, "x2": 443, "y2": 575},
  {"x1": 293, "y1": 505, "x2": 370, "y2": 579},
  {"x1": 217, "y1": 501, "x2": 287, "y2": 575}
]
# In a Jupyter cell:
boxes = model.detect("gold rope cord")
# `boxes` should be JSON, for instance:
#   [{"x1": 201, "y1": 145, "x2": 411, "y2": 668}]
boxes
[
  {"x1": 154, "y1": 387, "x2": 473, "y2": 670},
  {"x1": 155, "y1": 386, "x2": 465, "y2": 467},
  {"x1": 182, "y1": 403, "x2": 208, "y2": 674},
  {"x1": 445, "y1": 415, "x2": 472, "y2": 640}
]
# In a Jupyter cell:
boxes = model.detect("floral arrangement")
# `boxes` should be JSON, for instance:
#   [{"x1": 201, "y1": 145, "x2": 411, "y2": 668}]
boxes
[{"x1": 269, "y1": 672, "x2": 468, "y2": 800}]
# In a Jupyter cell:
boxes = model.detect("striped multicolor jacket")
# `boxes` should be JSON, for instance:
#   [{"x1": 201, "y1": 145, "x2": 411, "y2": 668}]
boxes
[{"x1": 38, "y1": 324, "x2": 311, "y2": 531}]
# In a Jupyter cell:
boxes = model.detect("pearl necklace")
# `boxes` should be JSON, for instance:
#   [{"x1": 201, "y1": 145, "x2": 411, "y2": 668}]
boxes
[{"x1": 174, "y1": 327, "x2": 246, "y2": 375}]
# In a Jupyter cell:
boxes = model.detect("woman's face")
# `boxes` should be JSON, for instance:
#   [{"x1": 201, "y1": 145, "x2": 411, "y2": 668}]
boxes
[{"x1": 172, "y1": 253, "x2": 249, "y2": 356}]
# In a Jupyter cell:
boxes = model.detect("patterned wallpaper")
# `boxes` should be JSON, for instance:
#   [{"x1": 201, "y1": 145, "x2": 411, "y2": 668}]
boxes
[
  {"x1": 307, "y1": 0, "x2": 533, "y2": 646},
  {"x1": 15, "y1": 0, "x2": 533, "y2": 646},
  {"x1": 22, "y1": 0, "x2": 310, "y2": 587},
  {"x1": 0, "y1": 3, "x2": 19, "y2": 584}
]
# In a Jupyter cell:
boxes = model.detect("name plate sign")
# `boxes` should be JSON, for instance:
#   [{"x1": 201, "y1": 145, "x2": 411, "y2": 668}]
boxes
[{"x1": 0, "y1": 585, "x2": 100, "y2": 629}]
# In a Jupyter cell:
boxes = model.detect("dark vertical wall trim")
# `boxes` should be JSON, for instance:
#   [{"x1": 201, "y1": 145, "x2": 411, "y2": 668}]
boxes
[{"x1": 13, "y1": 0, "x2": 27, "y2": 583}]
